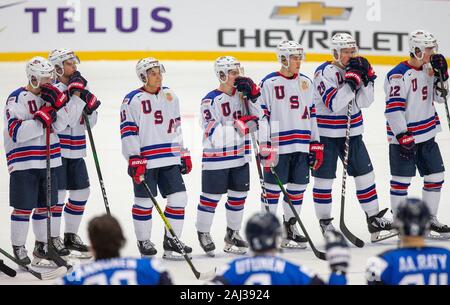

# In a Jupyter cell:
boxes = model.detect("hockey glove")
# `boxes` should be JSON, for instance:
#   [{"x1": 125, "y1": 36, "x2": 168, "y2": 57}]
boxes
[
  {"x1": 40, "y1": 84, "x2": 69, "y2": 110},
  {"x1": 259, "y1": 143, "x2": 279, "y2": 172},
  {"x1": 34, "y1": 105, "x2": 57, "y2": 128},
  {"x1": 67, "y1": 71, "x2": 88, "y2": 95},
  {"x1": 430, "y1": 54, "x2": 449, "y2": 81},
  {"x1": 79, "y1": 90, "x2": 101, "y2": 115},
  {"x1": 345, "y1": 56, "x2": 371, "y2": 90},
  {"x1": 308, "y1": 142, "x2": 324, "y2": 171},
  {"x1": 396, "y1": 131, "x2": 416, "y2": 160},
  {"x1": 233, "y1": 115, "x2": 258, "y2": 136},
  {"x1": 325, "y1": 230, "x2": 350, "y2": 274},
  {"x1": 128, "y1": 155, "x2": 147, "y2": 184},
  {"x1": 234, "y1": 77, "x2": 261, "y2": 102},
  {"x1": 180, "y1": 149, "x2": 192, "y2": 175}
]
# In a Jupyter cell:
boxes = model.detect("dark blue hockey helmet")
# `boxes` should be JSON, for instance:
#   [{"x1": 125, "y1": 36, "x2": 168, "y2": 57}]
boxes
[
  {"x1": 394, "y1": 198, "x2": 431, "y2": 237},
  {"x1": 245, "y1": 212, "x2": 281, "y2": 252}
]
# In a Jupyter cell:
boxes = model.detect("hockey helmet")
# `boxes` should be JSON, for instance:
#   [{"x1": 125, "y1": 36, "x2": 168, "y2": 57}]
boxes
[
  {"x1": 394, "y1": 198, "x2": 431, "y2": 237},
  {"x1": 26, "y1": 56, "x2": 55, "y2": 89},
  {"x1": 245, "y1": 212, "x2": 282, "y2": 252},
  {"x1": 330, "y1": 33, "x2": 358, "y2": 63},
  {"x1": 276, "y1": 40, "x2": 305, "y2": 68},
  {"x1": 408, "y1": 30, "x2": 438, "y2": 60},
  {"x1": 136, "y1": 57, "x2": 165, "y2": 84},
  {"x1": 214, "y1": 56, "x2": 242, "y2": 83},
  {"x1": 48, "y1": 49, "x2": 80, "y2": 77}
]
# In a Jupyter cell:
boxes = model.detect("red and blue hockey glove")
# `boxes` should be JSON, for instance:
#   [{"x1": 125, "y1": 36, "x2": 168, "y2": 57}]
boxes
[
  {"x1": 234, "y1": 77, "x2": 261, "y2": 102},
  {"x1": 67, "y1": 71, "x2": 88, "y2": 95},
  {"x1": 40, "y1": 84, "x2": 69, "y2": 110},
  {"x1": 79, "y1": 90, "x2": 101, "y2": 115},
  {"x1": 34, "y1": 105, "x2": 57, "y2": 128},
  {"x1": 233, "y1": 115, "x2": 258, "y2": 136},
  {"x1": 396, "y1": 131, "x2": 416, "y2": 160},
  {"x1": 259, "y1": 143, "x2": 279, "y2": 172},
  {"x1": 128, "y1": 155, "x2": 147, "y2": 184},
  {"x1": 430, "y1": 54, "x2": 449, "y2": 81},
  {"x1": 308, "y1": 142, "x2": 324, "y2": 171},
  {"x1": 180, "y1": 149, "x2": 192, "y2": 175}
]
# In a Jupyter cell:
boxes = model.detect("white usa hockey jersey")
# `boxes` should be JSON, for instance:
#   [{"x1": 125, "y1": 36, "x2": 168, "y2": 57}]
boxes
[
  {"x1": 384, "y1": 61, "x2": 446, "y2": 144},
  {"x1": 313, "y1": 61, "x2": 374, "y2": 138},
  {"x1": 201, "y1": 88, "x2": 267, "y2": 171},
  {"x1": 258, "y1": 72, "x2": 320, "y2": 155},
  {"x1": 120, "y1": 86, "x2": 186, "y2": 169},
  {"x1": 54, "y1": 82, "x2": 98, "y2": 159},
  {"x1": 4, "y1": 87, "x2": 68, "y2": 173}
]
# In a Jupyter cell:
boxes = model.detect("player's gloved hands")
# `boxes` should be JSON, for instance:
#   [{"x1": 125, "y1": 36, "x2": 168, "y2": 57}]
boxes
[
  {"x1": 308, "y1": 142, "x2": 324, "y2": 171},
  {"x1": 233, "y1": 115, "x2": 258, "y2": 136},
  {"x1": 259, "y1": 143, "x2": 279, "y2": 172},
  {"x1": 396, "y1": 131, "x2": 416, "y2": 160},
  {"x1": 430, "y1": 54, "x2": 449, "y2": 81},
  {"x1": 68, "y1": 71, "x2": 88, "y2": 95},
  {"x1": 325, "y1": 230, "x2": 350, "y2": 274},
  {"x1": 79, "y1": 90, "x2": 101, "y2": 115},
  {"x1": 234, "y1": 77, "x2": 261, "y2": 102},
  {"x1": 34, "y1": 105, "x2": 57, "y2": 128},
  {"x1": 345, "y1": 57, "x2": 371, "y2": 91},
  {"x1": 366, "y1": 63, "x2": 377, "y2": 85},
  {"x1": 128, "y1": 155, "x2": 147, "y2": 184},
  {"x1": 180, "y1": 149, "x2": 192, "y2": 175},
  {"x1": 40, "y1": 83, "x2": 69, "y2": 110}
]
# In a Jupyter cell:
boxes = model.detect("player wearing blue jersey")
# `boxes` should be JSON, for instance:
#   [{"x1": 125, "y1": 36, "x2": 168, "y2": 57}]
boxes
[
  {"x1": 210, "y1": 212, "x2": 349, "y2": 285},
  {"x1": 48, "y1": 49, "x2": 101, "y2": 259},
  {"x1": 366, "y1": 198, "x2": 450, "y2": 285},
  {"x1": 384, "y1": 30, "x2": 449, "y2": 239},
  {"x1": 60, "y1": 214, "x2": 172, "y2": 285},
  {"x1": 4, "y1": 57, "x2": 69, "y2": 267},
  {"x1": 120, "y1": 58, "x2": 192, "y2": 260},
  {"x1": 312, "y1": 33, "x2": 396, "y2": 242}
]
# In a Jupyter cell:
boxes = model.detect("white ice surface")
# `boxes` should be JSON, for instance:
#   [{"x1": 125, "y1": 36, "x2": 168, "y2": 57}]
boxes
[{"x1": 0, "y1": 60, "x2": 449, "y2": 285}]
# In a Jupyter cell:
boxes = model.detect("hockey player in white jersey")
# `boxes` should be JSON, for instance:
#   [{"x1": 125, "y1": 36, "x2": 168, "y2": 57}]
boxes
[
  {"x1": 384, "y1": 30, "x2": 449, "y2": 239},
  {"x1": 4, "y1": 57, "x2": 69, "y2": 266},
  {"x1": 258, "y1": 41, "x2": 323, "y2": 249},
  {"x1": 312, "y1": 33, "x2": 396, "y2": 242},
  {"x1": 196, "y1": 56, "x2": 265, "y2": 256},
  {"x1": 120, "y1": 57, "x2": 193, "y2": 260},
  {"x1": 48, "y1": 49, "x2": 101, "y2": 258}
]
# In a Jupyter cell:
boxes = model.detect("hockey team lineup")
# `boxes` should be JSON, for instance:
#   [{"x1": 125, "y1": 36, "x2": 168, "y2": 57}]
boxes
[{"x1": 0, "y1": 30, "x2": 449, "y2": 285}]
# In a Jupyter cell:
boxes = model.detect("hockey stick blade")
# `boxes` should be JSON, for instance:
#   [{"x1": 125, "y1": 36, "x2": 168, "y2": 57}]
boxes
[
  {"x1": 197, "y1": 267, "x2": 217, "y2": 281},
  {"x1": 0, "y1": 260, "x2": 16, "y2": 277},
  {"x1": 339, "y1": 220, "x2": 365, "y2": 248},
  {"x1": 0, "y1": 248, "x2": 68, "y2": 280}
]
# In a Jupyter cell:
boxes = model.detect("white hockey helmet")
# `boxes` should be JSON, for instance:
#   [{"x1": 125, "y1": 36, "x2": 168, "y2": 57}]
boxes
[
  {"x1": 136, "y1": 57, "x2": 165, "y2": 84},
  {"x1": 330, "y1": 33, "x2": 358, "y2": 62},
  {"x1": 214, "y1": 56, "x2": 242, "y2": 83},
  {"x1": 26, "y1": 56, "x2": 55, "y2": 89},
  {"x1": 408, "y1": 30, "x2": 438, "y2": 60},
  {"x1": 276, "y1": 40, "x2": 305, "y2": 68},
  {"x1": 48, "y1": 48, "x2": 80, "y2": 77}
]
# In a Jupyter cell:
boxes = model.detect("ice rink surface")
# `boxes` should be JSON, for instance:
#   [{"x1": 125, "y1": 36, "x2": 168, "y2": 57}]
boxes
[{"x1": 0, "y1": 60, "x2": 449, "y2": 285}]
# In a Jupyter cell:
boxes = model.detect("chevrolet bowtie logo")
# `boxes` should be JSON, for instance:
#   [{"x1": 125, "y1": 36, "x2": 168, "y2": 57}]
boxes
[{"x1": 271, "y1": 2, "x2": 352, "y2": 25}]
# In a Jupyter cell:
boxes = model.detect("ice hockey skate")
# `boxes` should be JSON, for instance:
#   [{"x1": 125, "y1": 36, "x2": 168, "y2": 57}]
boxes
[
  {"x1": 12, "y1": 245, "x2": 31, "y2": 266},
  {"x1": 319, "y1": 218, "x2": 337, "y2": 237},
  {"x1": 224, "y1": 227, "x2": 248, "y2": 255},
  {"x1": 366, "y1": 208, "x2": 398, "y2": 242},
  {"x1": 31, "y1": 241, "x2": 68, "y2": 268},
  {"x1": 281, "y1": 217, "x2": 307, "y2": 249},
  {"x1": 137, "y1": 239, "x2": 157, "y2": 258},
  {"x1": 197, "y1": 231, "x2": 215, "y2": 257},
  {"x1": 64, "y1": 233, "x2": 92, "y2": 259},
  {"x1": 427, "y1": 216, "x2": 450, "y2": 240},
  {"x1": 162, "y1": 234, "x2": 192, "y2": 260}
]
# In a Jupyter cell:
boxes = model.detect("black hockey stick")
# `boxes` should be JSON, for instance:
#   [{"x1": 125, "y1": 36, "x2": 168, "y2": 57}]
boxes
[
  {"x1": 269, "y1": 167, "x2": 326, "y2": 260},
  {"x1": 82, "y1": 111, "x2": 111, "y2": 215},
  {"x1": 437, "y1": 70, "x2": 450, "y2": 130},
  {"x1": 0, "y1": 259, "x2": 16, "y2": 277},
  {"x1": 0, "y1": 247, "x2": 67, "y2": 280},
  {"x1": 45, "y1": 127, "x2": 72, "y2": 269},
  {"x1": 339, "y1": 99, "x2": 364, "y2": 248},
  {"x1": 140, "y1": 181, "x2": 216, "y2": 280},
  {"x1": 241, "y1": 95, "x2": 270, "y2": 213}
]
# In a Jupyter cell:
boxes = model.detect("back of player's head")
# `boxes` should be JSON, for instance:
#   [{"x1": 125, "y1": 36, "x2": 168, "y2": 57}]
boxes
[
  {"x1": 394, "y1": 198, "x2": 431, "y2": 237},
  {"x1": 408, "y1": 30, "x2": 437, "y2": 60},
  {"x1": 88, "y1": 214, "x2": 126, "y2": 260},
  {"x1": 26, "y1": 56, "x2": 55, "y2": 89},
  {"x1": 245, "y1": 212, "x2": 281, "y2": 253},
  {"x1": 214, "y1": 56, "x2": 241, "y2": 83},
  {"x1": 276, "y1": 40, "x2": 304, "y2": 68}
]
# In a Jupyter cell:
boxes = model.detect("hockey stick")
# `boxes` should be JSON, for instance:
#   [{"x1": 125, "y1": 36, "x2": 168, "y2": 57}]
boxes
[
  {"x1": 0, "y1": 259, "x2": 16, "y2": 277},
  {"x1": 0, "y1": 248, "x2": 67, "y2": 280},
  {"x1": 140, "y1": 181, "x2": 216, "y2": 280},
  {"x1": 339, "y1": 99, "x2": 365, "y2": 248},
  {"x1": 241, "y1": 95, "x2": 270, "y2": 213},
  {"x1": 437, "y1": 71, "x2": 450, "y2": 130},
  {"x1": 45, "y1": 127, "x2": 72, "y2": 269},
  {"x1": 269, "y1": 166, "x2": 326, "y2": 260},
  {"x1": 82, "y1": 111, "x2": 111, "y2": 215}
]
